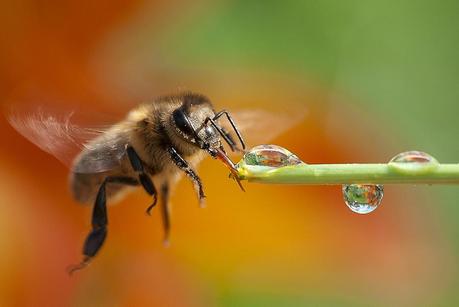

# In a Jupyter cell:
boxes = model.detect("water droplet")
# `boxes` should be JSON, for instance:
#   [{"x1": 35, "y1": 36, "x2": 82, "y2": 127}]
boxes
[
  {"x1": 388, "y1": 151, "x2": 438, "y2": 174},
  {"x1": 342, "y1": 184, "x2": 384, "y2": 214},
  {"x1": 242, "y1": 145, "x2": 303, "y2": 167},
  {"x1": 390, "y1": 151, "x2": 436, "y2": 163}
]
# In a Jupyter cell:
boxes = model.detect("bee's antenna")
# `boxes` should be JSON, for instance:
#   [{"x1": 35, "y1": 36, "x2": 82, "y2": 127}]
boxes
[{"x1": 212, "y1": 110, "x2": 246, "y2": 150}]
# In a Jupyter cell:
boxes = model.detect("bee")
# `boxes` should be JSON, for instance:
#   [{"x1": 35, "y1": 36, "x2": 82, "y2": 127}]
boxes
[
  {"x1": 8, "y1": 91, "x2": 304, "y2": 274},
  {"x1": 9, "y1": 92, "x2": 245, "y2": 273}
]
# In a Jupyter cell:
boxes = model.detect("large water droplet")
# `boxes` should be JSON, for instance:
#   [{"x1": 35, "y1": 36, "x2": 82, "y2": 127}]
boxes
[
  {"x1": 242, "y1": 145, "x2": 303, "y2": 167},
  {"x1": 342, "y1": 184, "x2": 384, "y2": 214},
  {"x1": 388, "y1": 151, "x2": 438, "y2": 174}
]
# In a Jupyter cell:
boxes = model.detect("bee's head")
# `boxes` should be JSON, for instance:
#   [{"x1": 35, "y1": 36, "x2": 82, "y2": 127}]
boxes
[
  {"x1": 171, "y1": 93, "x2": 221, "y2": 155},
  {"x1": 170, "y1": 92, "x2": 246, "y2": 158}
]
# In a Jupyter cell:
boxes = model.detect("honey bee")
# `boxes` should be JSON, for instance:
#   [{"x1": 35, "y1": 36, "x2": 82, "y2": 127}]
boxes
[{"x1": 8, "y1": 91, "x2": 304, "y2": 274}]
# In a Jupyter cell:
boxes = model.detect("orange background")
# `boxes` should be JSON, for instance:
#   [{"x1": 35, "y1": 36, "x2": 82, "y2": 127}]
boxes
[{"x1": 0, "y1": 1, "x2": 457, "y2": 306}]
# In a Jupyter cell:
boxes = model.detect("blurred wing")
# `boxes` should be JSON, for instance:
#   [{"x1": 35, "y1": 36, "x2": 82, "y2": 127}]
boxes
[
  {"x1": 220, "y1": 109, "x2": 306, "y2": 149},
  {"x1": 8, "y1": 111, "x2": 127, "y2": 173}
]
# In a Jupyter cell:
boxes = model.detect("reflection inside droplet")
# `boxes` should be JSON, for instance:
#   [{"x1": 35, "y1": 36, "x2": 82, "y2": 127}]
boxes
[
  {"x1": 342, "y1": 184, "x2": 384, "y2": 214},
  {"x1": 242, "y1": 145, "x2": 303, "y2": 167}
]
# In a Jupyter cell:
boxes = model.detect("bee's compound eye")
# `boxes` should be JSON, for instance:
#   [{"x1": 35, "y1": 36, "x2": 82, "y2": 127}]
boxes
[
  {"x1": 204, "y1": 125, "x2": 217, "y2": 136},
  {"x1": 172, "y1": 109, "x2": 194, "y2": 136}
]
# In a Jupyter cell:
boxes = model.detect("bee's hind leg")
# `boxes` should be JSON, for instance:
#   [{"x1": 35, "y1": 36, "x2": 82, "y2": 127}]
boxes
[
  {"x1": 67, "y1": 176, "x2": 138, "y2": 275},
  {"x1": 126, "y1": 145, "x2": 158, "y2": 215}
]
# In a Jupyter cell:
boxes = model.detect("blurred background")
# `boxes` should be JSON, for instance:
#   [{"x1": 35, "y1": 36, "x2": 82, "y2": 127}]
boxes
[{"x1": 1, "y1": 0, "x2": 458, "y2": 306}]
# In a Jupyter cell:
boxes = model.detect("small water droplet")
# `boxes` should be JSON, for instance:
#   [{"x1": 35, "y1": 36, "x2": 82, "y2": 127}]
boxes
[
  {"x1": 342, "y1": 184, "x2": 383, "y2": 214},
  {"x1": 242, "y1": 145, "x2": 303, "y2": 167},
  {"x1": 388, "y1": 151, "x2": 438, "y2": 174},
  {"x1": 390, "y1": 151, "x2": 436, "y2": 163}
]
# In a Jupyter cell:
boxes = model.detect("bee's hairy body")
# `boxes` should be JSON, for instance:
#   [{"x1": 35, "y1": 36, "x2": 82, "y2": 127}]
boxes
[
  {"x1": 70, "y1": 94, "x2": 209, "y2": 204},
  {"x1": 64, "y1": 92, "x2": 244, "y2": 274}
]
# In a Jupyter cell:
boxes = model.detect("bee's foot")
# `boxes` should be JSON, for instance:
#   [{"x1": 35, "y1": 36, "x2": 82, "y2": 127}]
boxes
[
  {"x1": 145, "y1": 202, "x2": 156, "y2": 216},
  {"x1": 199, "y1": 198, "x2": 206, "y2": 208},
  {"x1": 66, "y1": 256, "x2": 91, "y2": 276},
  {"x1": 162, "y1": 237, "x2": 171, "y2": 248},
  {"x1": 234, "y1": 176, "x2": 245, "y2": 192}
]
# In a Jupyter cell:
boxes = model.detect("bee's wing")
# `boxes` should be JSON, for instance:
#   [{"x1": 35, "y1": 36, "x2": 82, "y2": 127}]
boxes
[
  {"x1": 219, "y1": 109, "x2": 306, "y2": 149},
  {"x1": 8, "y1": 111, "x2": 128, "y2": 173}
]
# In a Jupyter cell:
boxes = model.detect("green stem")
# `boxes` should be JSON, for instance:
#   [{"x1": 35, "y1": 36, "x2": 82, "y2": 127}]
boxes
[{"x1": 236, "y1": 163, "x2": 459, "y2": 185}]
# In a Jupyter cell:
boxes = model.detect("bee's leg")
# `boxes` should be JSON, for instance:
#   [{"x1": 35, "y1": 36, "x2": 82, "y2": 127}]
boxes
[
  {"x1": 126, "y1": 146, "x2": 158, "y2": 215},
  {"x1": 167, "y1": 147, "x2": 205, "y2": 207},
  {"x1": 160, "y1": 182, "x2": 171, "y2": 246},
  {"x1": 140, "y1": 173, "x2": 158, "y2": 215},
  {"x1": 67, "y1": 176, "x2": 138, "y2": 275}
]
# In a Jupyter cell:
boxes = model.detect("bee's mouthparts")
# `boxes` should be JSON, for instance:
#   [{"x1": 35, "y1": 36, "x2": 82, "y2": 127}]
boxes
[
  {"x1": 214, "y1": 148, "x2": 235, "y2": 170},
  {"x1": 213, "y1": 148, "x2": 245, "y2": 192}
]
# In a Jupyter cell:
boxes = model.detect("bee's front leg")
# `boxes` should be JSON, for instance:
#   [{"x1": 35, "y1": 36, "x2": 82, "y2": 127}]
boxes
[{"x1": 167, "y1": 146, "x2": 205, "y2": 206}]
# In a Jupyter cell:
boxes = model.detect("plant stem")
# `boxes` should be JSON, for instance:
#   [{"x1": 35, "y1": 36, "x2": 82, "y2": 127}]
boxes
[{"x1": 236, "y1": 163, "x2": 459, "y2": 185}]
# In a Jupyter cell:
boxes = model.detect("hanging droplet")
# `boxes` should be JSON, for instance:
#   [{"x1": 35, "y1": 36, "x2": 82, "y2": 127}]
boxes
[
  {"x1": 242, "y1": 145, "x2": 303, "y2": 167},
  {"x1": 388, "y1": 151, "x2": 438, "y2": 174},
  {"x1": 342, "y1": 184, "x2": 384, "y2": 214}
]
